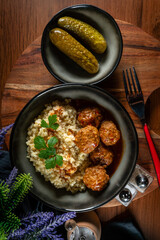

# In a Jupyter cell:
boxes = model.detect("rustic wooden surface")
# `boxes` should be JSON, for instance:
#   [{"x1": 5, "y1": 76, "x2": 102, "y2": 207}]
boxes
[
  {"x1": 2, "y1": 18, "x2": 160, "y2": 205},
  {"x1": 145, "y1": 87, "x2": 160, "y2": 136},
  {"x1": 1, "y1": 0, "x2": 160, "y2": 105},
  {"x1": 1, "y1": 1, "x2": 160, "y2": 239}
]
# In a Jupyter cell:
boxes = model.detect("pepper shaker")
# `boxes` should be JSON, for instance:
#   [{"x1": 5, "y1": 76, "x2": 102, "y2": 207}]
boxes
[{"x1": 65, "y1": 211, "x2": 101, "y2": 240}]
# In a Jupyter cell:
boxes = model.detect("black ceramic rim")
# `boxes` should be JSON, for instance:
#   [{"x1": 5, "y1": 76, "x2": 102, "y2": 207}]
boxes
[
  {"x1": 10, "y1": 84, "x2": 138, "y2": 212},
  {"x1": 41, "y1": 4, "x2": 123, "y2": 85}
]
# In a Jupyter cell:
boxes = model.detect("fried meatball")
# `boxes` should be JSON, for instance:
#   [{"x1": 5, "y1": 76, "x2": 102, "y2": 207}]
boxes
[
  {"x1": 83, "y1": 165, "x2": 109, "y2": 191},
  {"x1": 90, "y1": 144, "x2": 113, "y2": 168},
  {"x1": 99, "y1": 121, "x2": 120, "y2": 146},
  {"x1": 75, "y1": 125, "x2": 100, "y2": 154},
  {"x1": 78, "y1": 107, "x2": 102, "y2": 127}
]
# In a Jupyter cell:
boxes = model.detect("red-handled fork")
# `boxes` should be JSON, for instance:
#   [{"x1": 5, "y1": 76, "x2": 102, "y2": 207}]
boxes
[{"x1": 123, "y1": 67, "x2": 160, "y2": 186}]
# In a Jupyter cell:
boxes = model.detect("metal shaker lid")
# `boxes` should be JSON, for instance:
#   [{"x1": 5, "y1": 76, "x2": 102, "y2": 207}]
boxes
[{"x1": 70, "y1": 226, "x2": 96, "y2": 240}]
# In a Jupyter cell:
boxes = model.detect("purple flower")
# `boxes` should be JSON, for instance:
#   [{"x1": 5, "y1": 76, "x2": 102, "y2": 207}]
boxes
[
  {"x1": 0, "y1": 123, "x2": 14, "y2": 151},
  {"x1": 52, "y1": 212, "x2": 76, "y2": 229},
  {"x1": 37, "y1": 212, "x2": 76, "y2": 239},
  {"x1": 5, "y1": 167, "x2": 18, "y2": 187},
  {"x1": 8, "y1": 211, "x2": 76, "y2": 239},
  {"x1": 21, "y1": 211, "x2": 55, "y2": 228}
]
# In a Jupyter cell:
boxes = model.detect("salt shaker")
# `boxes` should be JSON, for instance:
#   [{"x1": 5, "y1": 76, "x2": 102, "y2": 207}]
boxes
[{"x1": 65, "y1": 211, "x2": 101, "y2": 240}]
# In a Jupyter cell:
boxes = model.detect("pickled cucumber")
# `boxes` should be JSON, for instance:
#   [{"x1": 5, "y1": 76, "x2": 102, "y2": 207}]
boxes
[
  {"x1": 58, "y1": 16, "x2": 107, "y2": 54},
  {"x1": 49, "y1": 28, "x2": 99, "y2": 74}
]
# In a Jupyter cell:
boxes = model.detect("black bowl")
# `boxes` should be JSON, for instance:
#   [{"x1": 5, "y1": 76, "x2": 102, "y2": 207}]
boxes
[
  {"x1": 41, "y1": 4, "x2": 123, "y2": 85},
  {"x1": 10, "y1": 84, "x2": 138, "y2": 212}
]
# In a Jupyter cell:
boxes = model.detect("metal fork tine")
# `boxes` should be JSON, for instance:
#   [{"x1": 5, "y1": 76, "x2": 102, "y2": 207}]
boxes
[
  {"x1": 129, "y1": 68, "x2": 137, "y2": 93},
  {"x1": 126, "y1": 69, "x2": 133, "y2": 94},
  {"x1": 133, "y1": 67, "x2": 142, "y2": 93},
  {"x1": 123, "y1": 70, "x2": 129, "y2": 96},
  {"x1": 122, "y1": 68, "x2": 160, "y2": 186}
]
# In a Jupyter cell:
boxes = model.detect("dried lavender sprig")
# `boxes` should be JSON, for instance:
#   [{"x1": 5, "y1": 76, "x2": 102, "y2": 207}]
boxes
[
  {"x1": 5, "y1": 167, "x2": 18, "y2": 187},
  {"x1": 50, "y1": 212, "x2": 76, "y2": 230},
  {"x1": 9, "y1": 212, "x2": 57, "y2": 238},
  {"x1": 21, "y1": 211, "x2": 54, "y2": 228},
  {"x1": 35, "y1": 212, "x2": 76, "y2": 238},
  {"x1": 7, "y1": 228, "x2": 25, "y2": 240},
  {"x1": 0, "y1": 123, "x2": 14, "y2": 150},
  {"x1": 8, "y1": 211, "x2": 76, "y2": 239},
  {"x1": 22, "y1": 230, "x2": 64, "y2": 240},
  {"x1": 41, "y1": 230, "x2": 64, "y2": 240}
]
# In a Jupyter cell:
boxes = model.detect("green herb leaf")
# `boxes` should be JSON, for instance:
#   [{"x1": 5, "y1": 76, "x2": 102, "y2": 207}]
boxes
[
  {"x1": 47, "y1": 136, "x2": 58, "y2": 148},
  {"x1": 39, "y1": 149, "x2": 49, "y2": 159},
  {"x1": 34, "y1": 136, "x2": 46, "y2": 149},
  {"x1": 50, "y1": 123, "x2": 59, "y2": 130},
  {"x1": 40, "y1": 114, "x2": 59, "y2": 130},
  {"x1": 56, "y1": 155, "x2": 63, "y2": 166},
  {"x1": 48, "y1": 115, "x2": 59, "y2": 130},
  {"x1": 45, "y1": 157, "x2": 56, "y2": 169},
  {"x1": 48, "y1": 114, "x2": 57, "y2": 125},
  {"x1": 34, "y1": 134, "x2": 63, "y2": 169},
  {"x1": 39, "y1": 148, "x2": 56, "y2": 159},
  {"x1": 48, "y1": 147, "x2": 56, "y2": 156},
  {"x1": 41, "y1": 119, "x2": 49, "y2": 128}
]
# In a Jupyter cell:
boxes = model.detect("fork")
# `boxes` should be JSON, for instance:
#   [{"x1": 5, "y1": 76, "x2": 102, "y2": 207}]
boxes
[{"x1": 123, "y1": 67, "x2": 160, "y2": 186}]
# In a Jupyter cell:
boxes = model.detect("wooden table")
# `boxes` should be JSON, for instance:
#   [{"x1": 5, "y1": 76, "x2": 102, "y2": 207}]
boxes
[
  {"x1": 0, "y1": 0, "x2": 160, "y2": 236},
  {"x1": 2, "y1": 19, "x2": 160, "y2": 205},
  {"x1": 0, "y1": 0, "x2": 160, "y2": 240}
]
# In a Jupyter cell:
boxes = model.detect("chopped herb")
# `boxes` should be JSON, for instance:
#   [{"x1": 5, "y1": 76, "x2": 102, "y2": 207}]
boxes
[
  {"x1": 45, "y1": 155, "x2": 63, "y2": 169},
  {"x1": 34, "y1": 129, "x2": 63, "y2": 169},
  {"x1": 45, "y1": 157, "x2": 56, "y2": 169},
  {"x1": 41, "y1": 114, "x2": 59, "y2": 130},
  {"x1": 38, "y1": 148, "x2": 56, "y2": 159},
  {"x1": 41, "y1": 119, "x2": 49, "y2": 128},
  {"x1": 48, "y1": 115, "x2": 57, "y2": 126},
  {"x1": 34, "y1": 136, "x2": 46, "y2": 149},
  {"x1": 33, "y1": 114, "x2": 63, "y2": 169},
  {"x1": 55, "y1": 155, "x2": 63, "y2": 166},
  {"x1": 47, "y1": 136, "x2": 58, "y2": 148}
]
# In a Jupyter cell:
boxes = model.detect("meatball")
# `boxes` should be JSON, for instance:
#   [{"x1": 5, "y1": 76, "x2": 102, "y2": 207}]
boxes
[
  {"x1": 83, "y1": 165, "x2": 109, "y2": 191},
  {"x1": 90, "y1": 144, "x2": 113, "y2": 168},
  {"x1": 99, "y1": 121, "x2": 120, "y2": 146},
  {"x1": 75, "y1": 125, "x2": 100, "y2": 154},
  {"x1": 78, "y1": 107, "x2": 102, "y2": 127}
]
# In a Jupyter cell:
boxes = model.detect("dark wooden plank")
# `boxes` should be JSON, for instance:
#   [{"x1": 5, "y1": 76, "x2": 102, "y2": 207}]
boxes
[
  {"x1": 96, "y1": 188, "x2": 160, "y2": 240},
  {"x1": 1, "y1": 20, "x2": 160, "y2": 204},
  {"x1": 1, "y1": 0, "x2": 160, "y2": 105},
  {"x1": 1, "y1": 1, "x2": 160, "y2": 239}
]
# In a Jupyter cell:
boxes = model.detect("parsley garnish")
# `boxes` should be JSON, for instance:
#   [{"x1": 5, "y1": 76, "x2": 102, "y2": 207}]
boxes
[
  {"x1": 34, "y1": 114, "x2": 63, "y2": 169},
  {"x1": 41, "y1": 114, "x2": 59, "y2": 130},
  {"x1": 34, "y1": 136, "x2": 63, "y2": 169},
  {"x1": 45, "y1": 155, "x2": 63, "y2": 169},
  {"x1": 34, "y1": 136, "x2": 46, "y2": 149}
]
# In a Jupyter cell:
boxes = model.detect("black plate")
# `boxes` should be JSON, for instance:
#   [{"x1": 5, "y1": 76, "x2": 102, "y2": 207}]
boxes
[
  {"x1": 10, "y1": 84, "x2": 138, "y2": 212},
  {"x1": 41, "y1": 4, "x2": 123, "y2": 85}
]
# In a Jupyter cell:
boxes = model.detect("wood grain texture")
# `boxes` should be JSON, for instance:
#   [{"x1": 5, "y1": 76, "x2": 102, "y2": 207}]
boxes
[
  {"x1": 1, "y1": 1, "x2": 160, "y2": 240},
  {"x1": 1, "y1": 0, "x2": 160, "y2": 108},
  {"x1": 96, "y1": 188, "x2": 160, "y2": 240},
  {"x1": 145, "y1": 87, "x2": 160, "y2": 136},
  {"x1": 1, "y1": 19, "x2": 160, "y2": 239},
  {"x1": 142, "y1": 0, "x2": 160, "y2": 40}
]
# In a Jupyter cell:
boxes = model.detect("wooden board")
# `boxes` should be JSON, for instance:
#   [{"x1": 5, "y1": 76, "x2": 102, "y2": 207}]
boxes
[{"x1": 1, "y1": 20, "x2": 160, "y2": 207}]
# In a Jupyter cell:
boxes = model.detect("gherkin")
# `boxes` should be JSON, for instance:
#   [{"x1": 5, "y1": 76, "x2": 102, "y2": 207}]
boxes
[
  {"x1": 58, "y1": 16, "x2": 107, "y2": 54},
  {"x1": 49, "y1": 28, "x2": 99, "y2": 74}
]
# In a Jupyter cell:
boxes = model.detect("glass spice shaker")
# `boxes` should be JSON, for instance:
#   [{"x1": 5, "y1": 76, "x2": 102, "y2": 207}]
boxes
[{"x1": 65, "y1": 211, "x2": 101, "y2": 240}]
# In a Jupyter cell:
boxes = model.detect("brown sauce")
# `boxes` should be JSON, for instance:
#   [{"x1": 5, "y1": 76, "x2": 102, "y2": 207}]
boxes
[{"x1": 71, "y1": 99, "x2": 123, "y2": 177}]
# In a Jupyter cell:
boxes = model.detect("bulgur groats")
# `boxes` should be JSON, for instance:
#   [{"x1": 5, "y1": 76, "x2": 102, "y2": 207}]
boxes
[{"x1": 26, "y1": 99, "x2": 90, "y2": 193}]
